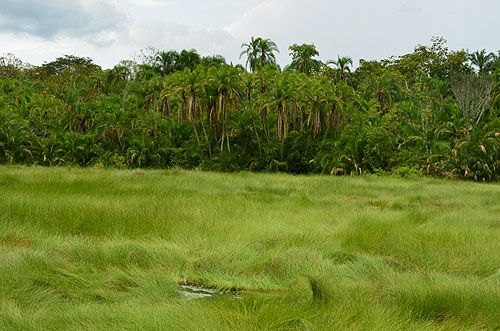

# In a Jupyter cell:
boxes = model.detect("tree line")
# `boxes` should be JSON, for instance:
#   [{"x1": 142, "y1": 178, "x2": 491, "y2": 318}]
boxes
[{"x1": 1, "y1": 37, "x2": 500, "y2": 180}]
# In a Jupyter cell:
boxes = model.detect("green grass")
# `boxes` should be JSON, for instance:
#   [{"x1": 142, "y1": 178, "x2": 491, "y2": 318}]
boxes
[{"x1": 1, "y1": 166, "x2": 500, "y2": 330}]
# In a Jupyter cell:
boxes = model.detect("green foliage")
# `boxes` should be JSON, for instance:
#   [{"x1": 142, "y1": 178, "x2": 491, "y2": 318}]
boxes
[
  {"x1": 492, "y1": 70, "x2": 500, "y2": 110},
  {"x1": 240, "y1": 37, "x2": 279, "y2": 72},
  {"x1": 0, "y1": 53, "x2": 25, "y2": 78},
  {"x1": 42, "y1": 55, "x2": 100, "y2": 75},
  {"x1": 287, "y1": 43, "x2": 322, "y2": 75},
  {"x1": 2, "y1": 38, "x2": 500, "y2": 181},
  {"x1": 388, "y1": 37, "x2": 470, "y2": 81},
  {"x1": 326, "y1": 56, "x2": 353, "y2": 82},
  {"x1": 444, "y1": 119, "x2": 500, "y2": 181},
  {"x1": 470, "y1": 49, "x2": 496, "y2": 74},
  {"x1": 393, "y1": 165, "x2": 422, "y2": 178}
]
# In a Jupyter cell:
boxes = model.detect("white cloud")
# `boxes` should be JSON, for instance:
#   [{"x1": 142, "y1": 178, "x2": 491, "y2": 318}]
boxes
[
  {"x1": 128, "y1": 19, "x2": 237, "y2": 56},
  {"x1": 125, "y1": 0, "x2": 173, "y2": 7},
  {"x1": 0, "y1": 0, "x2": 128, "y2": 44},
  {"x1": 1, "y1": 0, "x2": 499, "y2": 69},
  {"x1": 225, "y1": 0, "x2": 500, "y2": 66}
]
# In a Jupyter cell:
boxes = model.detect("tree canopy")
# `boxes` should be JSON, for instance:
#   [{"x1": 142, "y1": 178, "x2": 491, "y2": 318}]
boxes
[
  {"x1": 240, "y1": 37, "x2": 279, "y2": 72},
  {"x1": 287, "y1": 43, "x2": 322, "y2": 75},
  {"x1": 2, "y1": 37, "x2": 500, "y2": 181}
]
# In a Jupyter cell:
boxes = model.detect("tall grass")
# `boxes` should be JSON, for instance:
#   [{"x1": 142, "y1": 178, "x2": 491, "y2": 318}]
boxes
[{"x1": 1, "y1": 166, "x2": 500, "y2": 329}]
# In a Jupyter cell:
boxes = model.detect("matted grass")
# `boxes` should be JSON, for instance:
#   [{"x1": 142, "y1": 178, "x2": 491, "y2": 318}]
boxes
[{"x1": 1, "y1": 166, "x2": 500, "y2": 330}]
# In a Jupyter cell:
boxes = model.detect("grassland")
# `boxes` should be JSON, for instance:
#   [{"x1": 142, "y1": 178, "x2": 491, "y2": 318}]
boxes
[{"x1": 1, "y1": 166, "x2": 500, "y2": 330}]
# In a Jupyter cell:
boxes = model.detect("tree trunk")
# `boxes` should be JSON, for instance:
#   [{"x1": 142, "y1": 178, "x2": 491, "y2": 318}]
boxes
[
  {"x1": 162, "y1": 96, "x2": 171, "y2": 117},
  {"x1": 322, "y1": 104, "x2": 335, "y2": 143},
  {"x1": 200, "y1": 117, "x2": 212, "y2": 158},
  {"x1": 249, "y1": 91, "x2": 262, "y2": 154}
]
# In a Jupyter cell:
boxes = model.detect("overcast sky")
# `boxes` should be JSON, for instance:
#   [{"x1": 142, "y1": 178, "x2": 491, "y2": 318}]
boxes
[{"x1": 0, "y1": 0, "x2": 499, "y2": 69}]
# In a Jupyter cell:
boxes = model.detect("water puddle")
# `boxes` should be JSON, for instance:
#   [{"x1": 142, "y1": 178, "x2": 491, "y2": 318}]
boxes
[{"x1": 178, "y1": 284, "x2": 241, "y2": 301}]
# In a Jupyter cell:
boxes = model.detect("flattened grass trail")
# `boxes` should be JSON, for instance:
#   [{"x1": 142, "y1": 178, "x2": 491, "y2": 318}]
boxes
[{"x1": 1, "y1": 166, "x2": 500, "y2": 330}]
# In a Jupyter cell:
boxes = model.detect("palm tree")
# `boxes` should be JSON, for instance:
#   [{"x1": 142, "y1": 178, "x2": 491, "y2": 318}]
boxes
[
  {"x1": 327, "y1": 56, "x2": 353, "y2": 81},
  {"x1": 493, "y1": 70, "x2": 500, "y2": 107},
  {"x1": 156, "y1": 51, "x2": 179, "y2": 76},
  {"x1": 177, "y1": 49, "x2": 201, "y2": 72},
  {"x1": 470, "y1": 49, "x2": 495, "y2": 74},
  {"x1": 162, "y1": 69, "x2": 195, "y2": 122},
  {"x1": 253, "y1": 64, "x2": 280, "y2": 139},
  {"x1": 257, "y1": 38, "x2": 279, "y2": 68},
  {"x1": 287, "y1": 43, "x2": 321, "y2": 76},
  {"x1": 487, "y1": 52, "x2": 500, "y2": 73},
  {"x1": 240, "y1": 37, "x2": 259, "y2": 72},
  {"x1": 240, "y1": 37, "x2": 279, "y2": 72},
  {"x1": 200, "y1": 55, "x2": 226, "y2": 67},
  {"x1": 242, "y1": 71, "x2": 262, "y2": 153},
  {"x1": 208, "y1": 65, "x2": 242, "y2": 153}
]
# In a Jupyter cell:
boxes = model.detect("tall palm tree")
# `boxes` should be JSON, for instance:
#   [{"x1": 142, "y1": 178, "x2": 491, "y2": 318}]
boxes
[
  {"x1": 257, "y1": 38, "x2": 279, "y2": 68},
  {"x1": 177, "y1": 49, "x2": 201, "y2": 72},
  {"x1": 470, "y1": 49, "x2": 495, "y2": 74},
  {"x1": 327, "y1": 56, "x2": 353, "y2": 81},
  {"x1": 487, "y1": 52, "x2": 500, "y2": 73},
  {"x1": 241, "y1": 71, "x2": 262, "y2": 153},
  {"x1": 156, "y1": 51, "x2": 179, "y2": 76},
  {"x1": 492, "y1": 70, "x2": 500, "y2": 110},
  {"x1": 288, "y1": 43, "x2": 321, "y2": 76},
  {"x1": 253, "y1": 64, "x2": 280, "y2": 139},
  {"x1": 360, "y1": 73, "x2": 402, "y2": 112},
  {"x1": 240, "y1": 37, "x2": 260, "y2": 72},
  {"x1": 162, "y1": 68, "x2": 202, "y2": 122},
  {"x1": 208, "y1": 65, "x2": 242, "y2": 153},
  {"x1": 200, "y1": 55, "x2": 226, "y2": 67},
  {"x1": 240, "y1": 37, "x2": 279, "y2": 72}
]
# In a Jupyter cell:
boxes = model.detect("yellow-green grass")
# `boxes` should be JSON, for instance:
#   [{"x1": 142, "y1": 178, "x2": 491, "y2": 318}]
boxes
[{"x1": 1, "y1": 166, "x2": 500, "y2": 330}]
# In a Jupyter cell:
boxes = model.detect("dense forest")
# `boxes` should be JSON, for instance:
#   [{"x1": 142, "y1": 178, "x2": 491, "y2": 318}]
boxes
[{"x1": 1, "y1": 37, "x2": 500, "y2": 180}]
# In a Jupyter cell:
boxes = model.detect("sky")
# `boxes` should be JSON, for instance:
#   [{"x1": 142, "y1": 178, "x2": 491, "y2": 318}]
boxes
[{"x1": 0, "y1": 0, "x2": 499, "y2": 69}]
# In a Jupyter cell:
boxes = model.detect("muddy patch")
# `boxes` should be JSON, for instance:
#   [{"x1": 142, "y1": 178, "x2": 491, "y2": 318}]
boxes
[
  {"x1": 341, "y1": 195, "x2": 367, "y2": 201},
  {"x1": 429, "y1": 202, "x2": 454, "y2": 210},
  {"x1": 0, "y1": 235, "x2": 31, "y2": 248}
]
